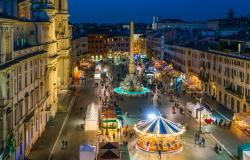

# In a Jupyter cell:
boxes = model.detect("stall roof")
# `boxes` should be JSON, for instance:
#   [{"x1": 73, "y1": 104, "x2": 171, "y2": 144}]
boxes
[
  {"x1": 99, "y1": 150, "x2": 120, "y2": 159},
  {"x1": 134, "y1": 115, "x2": 185, "y2": 135},
  {"x1": 80, "y1": 144, "x2": 96, "y2": 152},
  {"x1": 86, "y1": 103, "x2": 98, "y2": 121}
]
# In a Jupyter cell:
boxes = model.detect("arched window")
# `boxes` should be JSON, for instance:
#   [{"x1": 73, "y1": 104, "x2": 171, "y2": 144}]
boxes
[
  {"x1": 237, "y1": 100, "x2": 240, "y2": 113},
  {"x1": 231, "y1": 97, "x2": 234, "y2": 111},
  {"x1": 224, "y1": 94, "x2": 227, "y2": 106},
  {"x1": 243, "y1": 104, "x2": 247, "y2": 112},
  {"x1": 219, "y1": 91, "x2": 221, "y2": 103}
]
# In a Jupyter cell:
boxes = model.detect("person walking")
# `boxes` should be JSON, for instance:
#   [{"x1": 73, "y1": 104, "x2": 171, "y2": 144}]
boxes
[
  {"x1": 195, "y1": 133, "x2": 198, "y2": 144},
  {"x1": 61, "y1": 140, "x2": 64, "y2": 150},
  {"x1": 65, "y1": 141, "x2": 68, "y2": 149},
  {"x1": 158, "y1": 148, "x2": 162, "y2": 159},
  {"x1": 113, "y1": 133, "x2": 115, "y2": 141},
  {"x1": 202, "y1": 137, "x2": 205, "y2": 147}
]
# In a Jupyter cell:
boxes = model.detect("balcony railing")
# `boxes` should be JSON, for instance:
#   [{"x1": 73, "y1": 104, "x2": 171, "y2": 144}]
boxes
[
  {"x1": 14, "y1": 45, "x2": 43, "y2": 59},
  {"x1": 225, "y1": 87, "x2": 243, "y2": 99}
]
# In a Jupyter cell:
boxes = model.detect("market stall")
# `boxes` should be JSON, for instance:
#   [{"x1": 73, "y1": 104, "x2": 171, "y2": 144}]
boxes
[
  {"x1": 238, "y1": 143, "x2": 250, "y2": 160},
  {"x1": 85, "y1": 103, "x2": 99, "y2": 131},
  {"x1": 184, "y1": 76, "x2": 202, "y2": 98},
  {"x1": 134, "y1": 115, "x2": 185, "y2": 153},
  {"x1": 79, "y1": 144, "x2": 96, "y2": 160},
  {"x1": 186, "y1": 103, "x2": 212, "y2": 123},
  {"x1": 233, "y1": 113, "x2": 250, "y2": 134},
  {"x1": 101, "y1": 107, "x2": 118, "y2": 129},
  {"x1": 94, "y1": 64, "x2": 102, "y2": 80}
]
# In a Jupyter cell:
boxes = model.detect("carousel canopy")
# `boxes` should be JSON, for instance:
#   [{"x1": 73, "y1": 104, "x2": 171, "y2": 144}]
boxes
[{"x1": 134, "y1": 115, "x2": 185, "y2": 136}]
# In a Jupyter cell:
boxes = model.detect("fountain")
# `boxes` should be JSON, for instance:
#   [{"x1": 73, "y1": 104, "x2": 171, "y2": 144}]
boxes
[{"x1": 114, "y1": 21, "x2": 150, "y2": 96}]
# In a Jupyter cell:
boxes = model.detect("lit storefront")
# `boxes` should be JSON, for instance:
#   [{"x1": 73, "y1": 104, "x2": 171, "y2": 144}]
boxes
[
  {"x1": 233, "y1": 113, "x2": 250, "y2": 134},
  {"x1": 101, "y1": 108, "x2": 118, "y2": 129}
]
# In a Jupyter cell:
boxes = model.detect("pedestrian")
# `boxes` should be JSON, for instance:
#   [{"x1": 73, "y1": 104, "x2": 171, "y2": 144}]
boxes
[
  {"x1": 228, "y1": 121, "x2": 232, "y2": 128},
  {"x1": 197, "y1": 132, "x2": 200, "y2": 140},
  {"x1": 195, "y1": 132, "x2": 198, "y2": 143},
  {"x1": 199, "y1": 138, "x2": 202, "y2": 147},
  {"x1": 202, "y1": 137, "x2": 205, "y2": 147},
  {"x1": 158, "y1": 148, "x2": 162, "y2": 159},
  {"x1": 65, "y1": 141, "x2": 68, "y2": 149},
  {"x1": 61, "y1": 140, "x2": 64, "y2": 150},
  {"x1": 215, "y1": 119, "x2": 217, "y2": 125},
  {"x1": 223, "y1": 122, "x2": 227, "y2": 128},
  {"x1": 113, "y1": 133, "x2": 115, "y2": 141}
]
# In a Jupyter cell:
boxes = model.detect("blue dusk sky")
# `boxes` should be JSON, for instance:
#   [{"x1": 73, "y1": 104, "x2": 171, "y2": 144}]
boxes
[{"x1": 69, "y1": 0, "x2": 250, "y2": 23}]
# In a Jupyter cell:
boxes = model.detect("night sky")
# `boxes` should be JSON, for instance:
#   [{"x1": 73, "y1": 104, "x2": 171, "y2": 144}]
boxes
[{"x1": 69, "y1": 0, "x2": 250, "y2": 23}]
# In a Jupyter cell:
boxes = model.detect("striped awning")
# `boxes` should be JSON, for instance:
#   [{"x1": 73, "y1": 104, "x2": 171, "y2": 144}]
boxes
[{"x1": 134, "y1": 116, "x2": 185, "y2": 136}]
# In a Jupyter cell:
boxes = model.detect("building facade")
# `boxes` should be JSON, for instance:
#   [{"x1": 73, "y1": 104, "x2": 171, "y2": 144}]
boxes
[
  {"x1": 0, "y1": 0, "x2": 71, "y2": 159},
  {"x1": 88, "y1": 34, "x2": 108, "y2": 61},
  {"x1": 168, "y1": 44, "x2": 250, "y2": 113},
  {"x1": 71, "y1": 36, "x2": 88, "y2": 74},
  {"x1": 152, "y1": 16, "x2": 207, "y2": 31}
]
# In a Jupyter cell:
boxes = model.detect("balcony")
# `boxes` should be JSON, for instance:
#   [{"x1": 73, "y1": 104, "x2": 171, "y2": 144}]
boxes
[
  {"x1": 14, "y1": 45, "x2": 44, "y2": 59},
  {"x1": 199, "y1": 74, "x2": 209, "y2": 83},
  {"x1": 225, "y1": 87, "x2": 243, "y2": 99}
]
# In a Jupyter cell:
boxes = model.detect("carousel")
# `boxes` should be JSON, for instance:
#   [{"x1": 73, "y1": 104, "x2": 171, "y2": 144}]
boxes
[{"x1": 134, "y1": 115, "x2": 185, "y2": 153}]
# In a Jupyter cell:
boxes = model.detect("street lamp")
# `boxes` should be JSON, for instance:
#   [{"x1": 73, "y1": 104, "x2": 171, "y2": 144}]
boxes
[{"x1": 199, "y1": 97, "x2": 204, "y2": 133}]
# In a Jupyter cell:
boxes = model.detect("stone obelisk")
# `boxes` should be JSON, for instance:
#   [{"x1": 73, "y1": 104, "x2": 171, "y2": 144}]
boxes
[{"x1": 129, "y1": 20, "x2": 135, "y2": 78}]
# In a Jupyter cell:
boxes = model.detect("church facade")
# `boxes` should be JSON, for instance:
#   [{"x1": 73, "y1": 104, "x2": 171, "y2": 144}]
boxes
[{"x1": 0, "y1": 0, "x2": 71, "y2": 159}]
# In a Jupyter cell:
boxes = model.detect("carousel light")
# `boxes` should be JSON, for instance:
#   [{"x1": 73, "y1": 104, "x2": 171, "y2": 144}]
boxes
[{"x1": 147, "y1": 113, "x2": 156, "y2": 119}]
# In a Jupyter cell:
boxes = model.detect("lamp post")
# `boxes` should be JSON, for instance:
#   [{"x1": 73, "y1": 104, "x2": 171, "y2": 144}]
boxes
[{"x1": 199, "y1": 97, "x2": 204, "y2": 133}]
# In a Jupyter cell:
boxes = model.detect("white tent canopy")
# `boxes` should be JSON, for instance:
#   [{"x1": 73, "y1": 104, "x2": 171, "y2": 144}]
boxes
[
  {"x1": 79, "y1": 144, "x2": 96, "y2": 160},
  {"x1": 85, "y1": 103, "x2": 99, "y2": 131},
  {"x1": 186, "y1": 102, "x2": 212, "y2": 121}
]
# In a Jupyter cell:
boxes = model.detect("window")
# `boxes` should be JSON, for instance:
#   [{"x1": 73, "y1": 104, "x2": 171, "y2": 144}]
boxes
[
  {"x1": 58, "y1": 0, "x2": 62, "y2": 11},
  {"x1": 30, "y1": 70, "x2": 33, "y2": 83},
  {"x1": 19, "y1": 101, "x2": 23, "y2": 120},
  {"x1": 25, "y1": 96, "x2": 29, "y2": 116},
  {"x1": 30, "y1": 92, "x2": 33, "y2": 108},
  {"x1": 25, "y1": 73, "x2": 28, "y2": 87},
  {"x1": 18, "y1": 75, "x2": 22, "y2": 91},
  {"x1": 15, "y1": 104, "x2": 18, "y2": 124},
  {"x1": 14, "y1": 78, "x2": 17, "y2": 94}
]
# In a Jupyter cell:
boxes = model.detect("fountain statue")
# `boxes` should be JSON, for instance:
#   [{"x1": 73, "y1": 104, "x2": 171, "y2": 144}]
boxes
[{"x1": 114, "y1": 21, "x2": 150, "y2": 95}]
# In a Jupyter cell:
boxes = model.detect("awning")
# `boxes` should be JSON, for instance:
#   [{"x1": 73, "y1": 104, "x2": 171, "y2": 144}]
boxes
[{"x1": 102, "y1": 120, "x2": 117, "y2": 123}]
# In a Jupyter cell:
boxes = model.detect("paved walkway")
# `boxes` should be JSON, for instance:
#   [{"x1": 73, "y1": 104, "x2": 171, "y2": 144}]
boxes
[
  {"x1": 28, "y1": 91, "x2": 76, "y2": 160},
  {"x1": 48, "y1": 80, "x2": 98, "y2": 160},
  {"x1": 162, "y1": 75, "x2": 250, "y2": 157}
]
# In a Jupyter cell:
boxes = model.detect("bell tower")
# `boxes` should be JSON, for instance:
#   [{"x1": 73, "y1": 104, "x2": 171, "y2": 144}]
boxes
[
  {"x1": 55, "y1": 0, "x2": 68, "y2": 13},
  {"x1": 54, "y1": 0, "x2": 70, "y2": 89},
  {"x1": 17, "y1": 0, "x2": 31, "y2": 19}
]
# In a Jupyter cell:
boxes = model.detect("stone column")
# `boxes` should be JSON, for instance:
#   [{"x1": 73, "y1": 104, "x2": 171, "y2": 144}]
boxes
[
  {"x1": 0, "y1": 26, "x2": 4, "y2": 63},
  {"x1": 129, "y1": 21, "x2": 135, "y2": 78}
]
